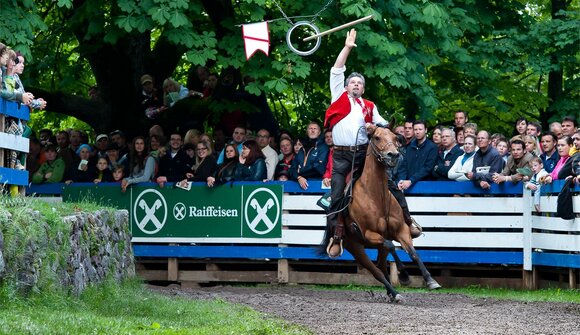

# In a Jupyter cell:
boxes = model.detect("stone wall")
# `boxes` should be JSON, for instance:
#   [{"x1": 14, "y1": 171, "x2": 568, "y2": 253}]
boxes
[{"x1": 0, "y1": 208, "x2": 134, "y2": 295}]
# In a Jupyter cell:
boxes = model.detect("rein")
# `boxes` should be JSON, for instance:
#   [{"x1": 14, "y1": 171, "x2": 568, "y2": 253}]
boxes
[{"x1": 368, "y1": 130, "x2": 395, "y2": 166}]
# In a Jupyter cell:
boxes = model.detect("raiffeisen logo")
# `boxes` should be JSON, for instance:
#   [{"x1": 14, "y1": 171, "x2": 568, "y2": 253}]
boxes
[{"x1": 188, "y1": 206, "x2": 239, "y2": 218}]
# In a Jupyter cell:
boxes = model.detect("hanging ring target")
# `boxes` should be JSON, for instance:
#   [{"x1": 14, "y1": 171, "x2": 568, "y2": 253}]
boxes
[{"x1": 286, "y1": 21, "x2": 321, "y2": 57}]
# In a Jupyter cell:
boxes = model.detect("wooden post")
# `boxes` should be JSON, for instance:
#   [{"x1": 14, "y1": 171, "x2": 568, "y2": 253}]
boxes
[
  {"x1": 389, "y1": 262, "x2": 399, "y2": 286},
  {"x1": 167, "y1": 258, "x2": 178, "y2": 281},
  {"x1": 167, "y1": 243, "x2": 178, "y2": 281},
  {"x1": 522, "y1": 268, "x2": 536, "y2": 289},
  {"x1": 569, "y1": 269, "x2": 577, "y2": 289},
  {"x1": 278, "y1": 259, "x2": 289, "y2": 284}
]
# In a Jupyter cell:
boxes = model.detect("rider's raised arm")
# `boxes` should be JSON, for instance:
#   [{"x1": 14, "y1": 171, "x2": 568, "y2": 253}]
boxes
[
  {"x1": 333, "y1": 29, "x2": 356, "y2": 69},
  {"x1": 330, "y1": 29, "x2": 357, "y2": 103}
]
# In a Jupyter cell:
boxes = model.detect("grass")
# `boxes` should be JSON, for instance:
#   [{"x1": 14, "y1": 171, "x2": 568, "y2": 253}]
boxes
[
  {"x1": 315, "y1": 283, "x2": 580, "y2": 304},
  {"x1": 0, "y1": 280, "x2": 312, "y2": 335}
]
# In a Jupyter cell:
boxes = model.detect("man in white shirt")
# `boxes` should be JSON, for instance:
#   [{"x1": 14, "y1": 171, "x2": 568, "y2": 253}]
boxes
[
  {"x1": 323, "y1": 29, "x2": 389, "y2": 257},
  {"x1": 256, "y1": 128, "x2": 279, "y2": 180}
]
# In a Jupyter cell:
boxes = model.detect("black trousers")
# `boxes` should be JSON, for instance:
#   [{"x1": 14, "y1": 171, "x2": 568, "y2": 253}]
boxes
[
  {"x1": 328, "y1": 148, "x2": 367, "y2": 226},
  {"x1": 387, "y1": 179, "x2": 410, "y2": 216}
]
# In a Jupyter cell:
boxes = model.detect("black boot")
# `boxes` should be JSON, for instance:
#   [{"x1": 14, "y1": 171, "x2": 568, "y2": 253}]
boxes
[
  {"x1": 326, "y1": 215, "x2": 344, "y2": 258},
  {"x1": 402, "y1": 208, "x2": 422, "y2": 238}
]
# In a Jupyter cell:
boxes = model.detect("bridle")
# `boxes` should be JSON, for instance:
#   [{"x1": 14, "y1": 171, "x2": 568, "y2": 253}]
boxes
[{"x1": 368, "y1": 128, "x2": 399, "y2": 166}]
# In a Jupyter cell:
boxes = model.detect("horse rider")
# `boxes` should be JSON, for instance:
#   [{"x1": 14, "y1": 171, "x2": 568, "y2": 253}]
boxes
[{"x1": 324, "y1": 29, "x2": 421, "y2": 258}]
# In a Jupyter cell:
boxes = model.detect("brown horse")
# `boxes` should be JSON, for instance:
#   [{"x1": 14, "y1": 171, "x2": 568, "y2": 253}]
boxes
[{"x1": 321, "y1": 124, "x2": 441, "y2": 302}]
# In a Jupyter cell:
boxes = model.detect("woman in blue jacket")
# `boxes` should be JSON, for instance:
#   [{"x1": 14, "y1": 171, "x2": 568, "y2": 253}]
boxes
[{"x1": 234, "y1": 140, "x2": 266, "y2": 181}]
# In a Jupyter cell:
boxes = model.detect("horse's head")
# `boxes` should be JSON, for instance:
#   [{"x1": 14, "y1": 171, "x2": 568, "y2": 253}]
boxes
[{"x1": 366, "y1": 123, "x2": 400, "y2": 167}]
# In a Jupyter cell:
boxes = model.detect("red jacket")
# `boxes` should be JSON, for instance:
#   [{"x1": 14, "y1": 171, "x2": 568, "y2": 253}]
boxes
[{"x1": 324, "y1": 91, "x2": 374, "y2": 129}]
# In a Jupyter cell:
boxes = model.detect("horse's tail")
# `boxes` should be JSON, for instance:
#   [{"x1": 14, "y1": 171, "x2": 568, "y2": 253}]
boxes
[{"x1": 316, "y1": 216, "x2": 333, "y2": 258}]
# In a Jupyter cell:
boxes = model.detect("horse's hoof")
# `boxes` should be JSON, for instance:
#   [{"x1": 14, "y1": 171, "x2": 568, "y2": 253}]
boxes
[
  {"x1": 398, "y1": 273, "x2": 411, "y2": 286},
  {"x1": 391, "y1": 294, "x2": 403, "y2": 303},
  {"x1": 427, "y1": 280, "x2": 441, "y2": 290}
]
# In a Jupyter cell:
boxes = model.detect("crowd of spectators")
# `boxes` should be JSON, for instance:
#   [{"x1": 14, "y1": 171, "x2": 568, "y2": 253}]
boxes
[
  {"x1": 24, "y1": 111, "x2": 579, "y2": 204},
  {"x1": 2, "y1": 42, "x2": 579, "y2": 201}
]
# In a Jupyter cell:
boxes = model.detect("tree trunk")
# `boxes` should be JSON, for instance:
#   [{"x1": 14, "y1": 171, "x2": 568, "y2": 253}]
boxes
[{"x1": 31, "y1": 0, "x2": 235, "y2": 138}]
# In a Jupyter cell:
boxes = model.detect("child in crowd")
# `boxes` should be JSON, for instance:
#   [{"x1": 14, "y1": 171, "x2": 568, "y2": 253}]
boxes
[
  {"x1": 496, "y1": 138, "x2": 510, "y2": 163},
  {"x1": 524, "y1": 135, "x2": 540, "y2": 157},
  {"x1": 111, "y1": 164, "x2": 125, "y2": 183},
  {"x1": 525, "y1": 157, "x2": 549, "y2": 212},
  {"x1": 93, "y1": 157, "x2": 113, "y2": 183},
  {"x1": 31, "y1": 144, "x2": 65, "y2": 184}
]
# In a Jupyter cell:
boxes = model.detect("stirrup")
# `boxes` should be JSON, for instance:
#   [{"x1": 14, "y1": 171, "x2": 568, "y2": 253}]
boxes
[
  {"x1": 326, "y1": 237, "x2": 343, "y2": 258},
  {"x1": 409, "y1": 217, "x2": 423, "y2": 238}
]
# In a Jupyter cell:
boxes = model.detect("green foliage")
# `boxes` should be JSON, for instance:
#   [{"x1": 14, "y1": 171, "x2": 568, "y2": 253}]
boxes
[
  {"x1": 3, "y1": 0, "x2": 578, "y2": 135},
  {"x1": 28, "y1": 111, "x2": 94, "y2": 137}
]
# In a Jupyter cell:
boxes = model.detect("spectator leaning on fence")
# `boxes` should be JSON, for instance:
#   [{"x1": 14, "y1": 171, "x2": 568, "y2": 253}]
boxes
[
  {"x1": 432, "y1": 128, "x2": 463, "y2": 181},
  {"x1": 467, "y1": 130, "x2": 503, "y2": 190},
  {"x1": 256, "y1": 128, "x2": 279, "y2": 181},
  {"x1": 217, "y1": 126, "x2": 246, "y2": 164},
  {"x1": 496, "y1": 137, "x2": 510, "y2": 163},
  {"x1": 564, "y1": 131, "x2": 580, "y2": 185},
  {"x1": 288, "y1": 121, "x2": 329, "y2": 190},
  {"x1": 234, "y1": 140, "x2": 267, "y2": 181},
  {"x1": 274, "y1": 137, "x2": 295, "y2": 181},
  {"x1": 1, "y1": 47, "x2": 34, "y2": 105},
  {"x1": 543, "y1": 136, "x2": 573, "y2": 184},
  {"x1": 66, "y1": 144, "x2": 96, "y2": 184},
  {"x1": 31, "y1": 144, "x2": 65, "y2": 184},
  {"x1": 540, "y1": 132, "x2": 559, "y2": 173},
  {"x1": 156, "y1": 132, "x2": 189, "y2": 187},
  {"x1": 14, "y1": 52, "x2": 47, "y2": 110},
  {"x1": 556, "y1": 130, "x2": 580, "y2": 181},
  {"x1": 524, "y1": 135, "x2": 541, "y2": 157},
  {"x1": 207, "y1": 142, "x2": 238, "y2": 187},
  {"x1": 182, "y1": 140, "x2": 217, "y2": 183},
  {"x1": 397, "y1": 120, "x2": 438, "y2": 190},
  {"x1": 524, "y1": 157, "x2": 549, "y2": 212},
  {"x1": 492, "y1": 139, "x2": 533, "y2": 184},
  {"x1": 121, "y1": 136, "x2": 156, "y2": 192},
  {"x1": 448, "y1": 134, "x2": 476, "y2": 181}
]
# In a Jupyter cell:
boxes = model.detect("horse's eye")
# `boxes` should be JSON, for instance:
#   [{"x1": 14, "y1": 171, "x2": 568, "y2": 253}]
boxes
[{"x1": 374, "y1": 136, "x2": 380, "y2": 141}]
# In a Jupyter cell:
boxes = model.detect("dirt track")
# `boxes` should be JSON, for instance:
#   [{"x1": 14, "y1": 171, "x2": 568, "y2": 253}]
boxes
[{"x1": 153, "y1": 285, "x2": 580, "y2": 334}]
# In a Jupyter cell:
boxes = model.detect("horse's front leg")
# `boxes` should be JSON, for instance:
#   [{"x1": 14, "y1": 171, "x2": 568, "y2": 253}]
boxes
[
  {"x1": 344, "y1": 239, "x2": 402, "y2": 303},
  {"x1": 384, "y1": 240, "x2": 411, "y2": 286},
  {"x1": 398, "y1": 237, "x2": 441, "y2": 290}
]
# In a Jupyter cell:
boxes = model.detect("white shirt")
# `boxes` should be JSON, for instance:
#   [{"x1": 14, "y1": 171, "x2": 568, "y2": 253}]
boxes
[
  {"x1": 329, "y1": 66, "x2": 387, "y2": 146},
  {"x1": 262, "y1": 145, "x2": 280, "y2": 180}
]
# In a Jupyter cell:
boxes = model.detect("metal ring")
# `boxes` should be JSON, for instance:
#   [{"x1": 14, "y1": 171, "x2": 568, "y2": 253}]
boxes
[{"x1": 286, "y1": 21, "x2": 321, "y2": 57}]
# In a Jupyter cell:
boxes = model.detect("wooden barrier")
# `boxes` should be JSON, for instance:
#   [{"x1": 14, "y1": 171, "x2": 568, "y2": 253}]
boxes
[
  {"x1": 29, "y1": 177, "x2": 580, "y2": 289},
  {"x1": 0, "y1": 98, "x2": 30, "y2": 193}
]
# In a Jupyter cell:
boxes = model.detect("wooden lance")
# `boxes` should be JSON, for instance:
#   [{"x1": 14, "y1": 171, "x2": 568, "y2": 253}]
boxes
[{"x1": 302, "y1": 15, "x2": 373, "y2": 42}]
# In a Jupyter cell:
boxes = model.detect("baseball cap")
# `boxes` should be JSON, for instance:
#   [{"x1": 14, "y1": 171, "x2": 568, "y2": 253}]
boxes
[
  {"x1": 96, "y1": 134, "x2": 108, "y2": 142},
  {"x1": 106, "y1": 143, "x2": 120, "y2": 151},
  {"x1": 109, "y1": 129, "x2": 125, "y2": 138},
  {"x1": 183, "y1": 143, "x2": 195, "y2": 151},
  {"x1": 44, "y1": 143, "x2": 57, "y2": 152},
  {"x1": 140, "y1": 74, "x2": 153, "y2": 85}
]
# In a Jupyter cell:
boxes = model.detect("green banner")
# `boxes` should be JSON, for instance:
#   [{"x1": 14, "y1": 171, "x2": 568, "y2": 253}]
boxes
[{"x1": 130, "y1": 184, "x2": 283, "y2": 241}]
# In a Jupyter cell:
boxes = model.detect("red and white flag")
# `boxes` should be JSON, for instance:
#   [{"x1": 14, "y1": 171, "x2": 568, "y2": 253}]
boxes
[{"x1": 242, "y1": 22, "x2": 270, "y2": 60}]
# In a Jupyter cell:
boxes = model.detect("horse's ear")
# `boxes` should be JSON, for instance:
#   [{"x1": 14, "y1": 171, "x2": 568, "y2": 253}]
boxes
[
  {"x1": 366, "y1": 123, "x2": 377, "y2": 135},
  {"x1": 387, "y1": 117, "x2": 396, "y2": 131}
]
